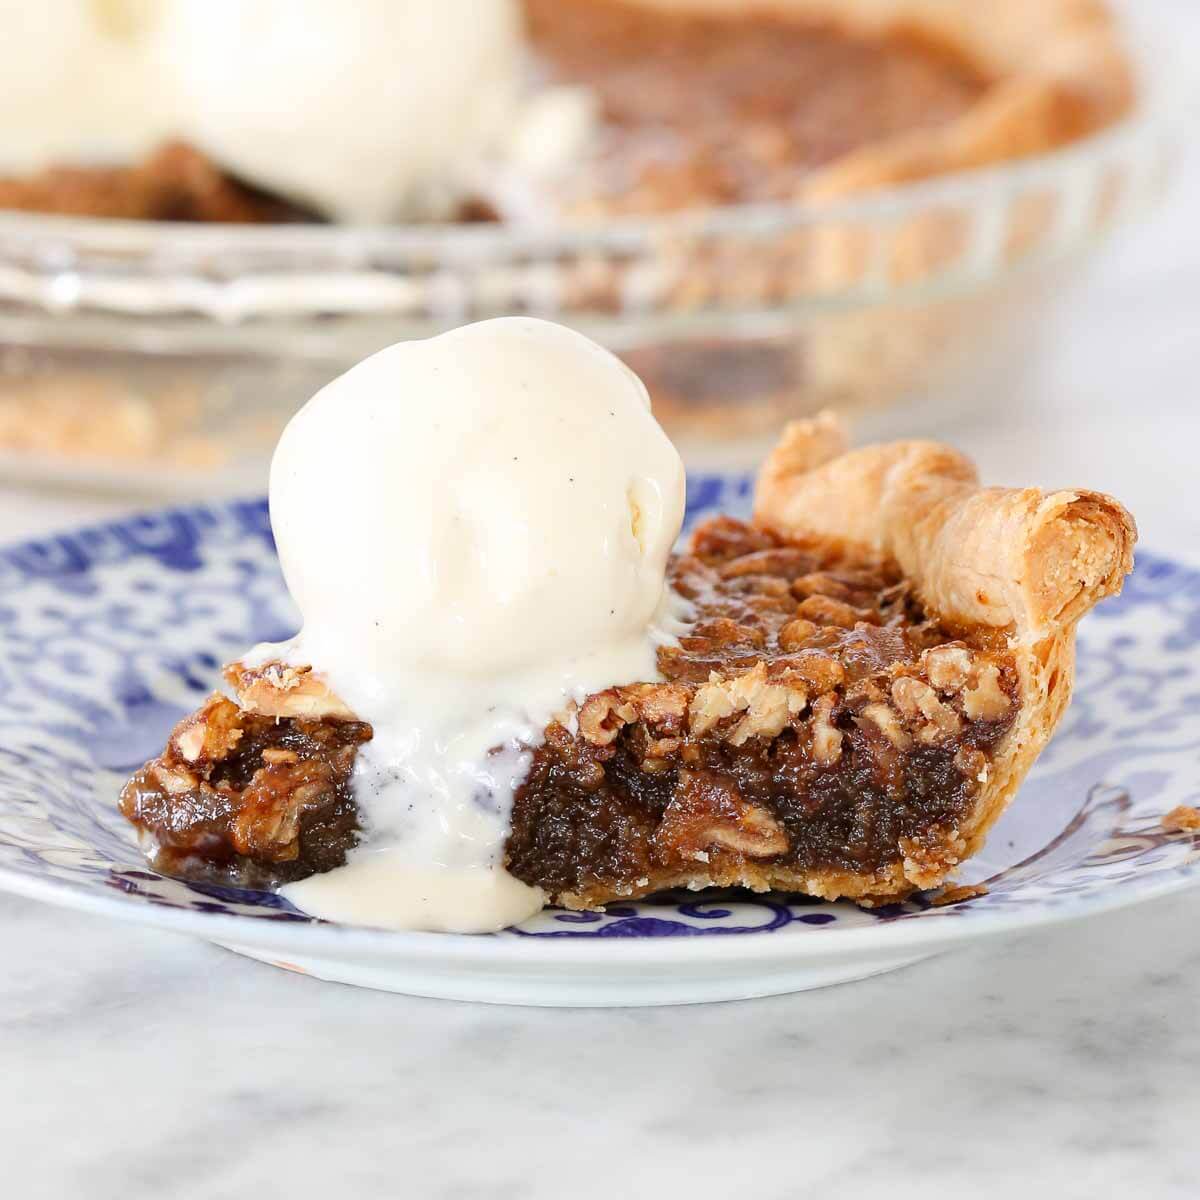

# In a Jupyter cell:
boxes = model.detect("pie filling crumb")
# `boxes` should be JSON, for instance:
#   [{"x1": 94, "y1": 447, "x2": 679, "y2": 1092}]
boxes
[
  {"x1": 120, "y1": 699, "x2": 371, "y2": 888},
  {"x1": 121, "y1": 515, "x2": 1018, "y2": 906},
  {"x1": 1162, "y1": 806, "x2": 1200, "y2": 834}
]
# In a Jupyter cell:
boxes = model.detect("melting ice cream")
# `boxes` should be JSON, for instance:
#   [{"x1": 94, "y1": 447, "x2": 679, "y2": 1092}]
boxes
[{"x1": 254, "y1": 318, "x2": 687, "y2": 931}]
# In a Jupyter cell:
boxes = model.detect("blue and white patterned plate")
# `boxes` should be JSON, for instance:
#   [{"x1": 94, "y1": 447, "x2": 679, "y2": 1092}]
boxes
[{"x1": 1, "y1": 475, "x2": 1198, "y2": 1005}]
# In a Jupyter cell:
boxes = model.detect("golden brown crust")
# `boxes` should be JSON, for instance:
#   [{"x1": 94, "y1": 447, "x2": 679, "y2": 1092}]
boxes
[
  {"x1": 754, "y1": 416, "x2": 1136, "y2": 639},
  {"x1": 623, "y1": 0, "x2": 1135, "y2": 199},
  {"x1": 752, "y1": 413, "x2": 1136, "y2": 879}
]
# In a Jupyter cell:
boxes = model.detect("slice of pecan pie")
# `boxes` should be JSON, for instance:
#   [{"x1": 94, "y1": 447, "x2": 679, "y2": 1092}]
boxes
[{"x1": 121, "y1": 418, "x2": 1134, "y2": 907}]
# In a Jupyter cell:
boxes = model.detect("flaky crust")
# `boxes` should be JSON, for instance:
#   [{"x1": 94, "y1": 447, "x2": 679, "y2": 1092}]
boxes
[
  {"x1": 752, "y1": 413, "x2": 1136, "y2": 876},
  {"x1": 754, "y1": 416, "x2": 1136, "y2": 639},
  {"x1": 623, "y1": 0, "x2": 1135, "y2": 199}
]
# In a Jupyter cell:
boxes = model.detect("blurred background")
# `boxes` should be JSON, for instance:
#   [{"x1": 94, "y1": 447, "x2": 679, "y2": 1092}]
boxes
[{"x1": 0, "y1": 0, "x2": 1194, "y2": 550}]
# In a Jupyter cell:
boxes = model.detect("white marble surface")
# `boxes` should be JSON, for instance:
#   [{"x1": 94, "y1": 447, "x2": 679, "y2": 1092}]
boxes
[
  {"x1": 0, "y1": 887, "x2": 1196, "y2": 1200},
  {"x1": 4, "y1": 22, "x2": 1200, "y2": 1200}
]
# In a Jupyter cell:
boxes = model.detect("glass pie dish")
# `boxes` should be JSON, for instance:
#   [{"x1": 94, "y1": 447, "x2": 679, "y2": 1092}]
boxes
[{"x1": 0, "y1": 12, "x2": 1187, "y2": 492}]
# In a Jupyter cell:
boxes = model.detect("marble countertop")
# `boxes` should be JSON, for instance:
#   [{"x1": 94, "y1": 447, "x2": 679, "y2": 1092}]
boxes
[
  {"x1": 3, "y1": 23, "x2": 1200, "y2": 1200},
  {"x1": 3, "y1": 887, "x2": 1197, "y2": 1200}
]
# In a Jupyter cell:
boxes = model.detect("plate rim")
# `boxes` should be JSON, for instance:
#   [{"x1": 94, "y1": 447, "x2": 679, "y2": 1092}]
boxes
[{"x1": 1, "y1": 852, "x2": 1197, "y2": 964}]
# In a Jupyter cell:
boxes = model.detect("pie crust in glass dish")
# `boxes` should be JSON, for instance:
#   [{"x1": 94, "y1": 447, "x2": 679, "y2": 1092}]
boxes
[
  {"x1": 0, "y1": 0, "x2": 1145, "y2": 487},
  {"x1": 120, "y1": 416, "x2": 1136, "y2": 912}
]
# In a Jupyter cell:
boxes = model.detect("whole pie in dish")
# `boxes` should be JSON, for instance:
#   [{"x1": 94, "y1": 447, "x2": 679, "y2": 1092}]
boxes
[
  {"x1": 0, "y1": 0, "x2": 1135, "y2": 224},
  {"x1": 0, "y1": 1, "x2": 1139, "y2": 483},
  {"x1": 121, "y1": 403, "x2": 1135, "y2": 918}
]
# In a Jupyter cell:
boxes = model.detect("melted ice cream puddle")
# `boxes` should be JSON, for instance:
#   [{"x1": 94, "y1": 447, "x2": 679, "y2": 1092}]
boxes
[{"x1": 254, "y1": 318, "x2": 687, "y2": 932}]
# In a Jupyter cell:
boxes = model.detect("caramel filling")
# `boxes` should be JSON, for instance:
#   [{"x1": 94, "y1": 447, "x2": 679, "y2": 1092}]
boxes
[
  {"x1": 505, "y1": 516, "x2": 1017, "y2": 902},
  {"x1": 525, "y1": 0, "x2": 989, "y2": 212}
]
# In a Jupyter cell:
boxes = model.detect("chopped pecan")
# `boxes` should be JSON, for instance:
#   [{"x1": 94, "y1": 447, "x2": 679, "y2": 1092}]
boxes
[
  {"x1": 170, "y1": 694, "x2": 244, "y2": 765},
  {"x1": 224, "y1": 660, "x2": 356, "y2": 721},
  {"x1": 625, "y1": 683, "x2": 691, "y2": 730},
  {"x1": 680, "y1": 616, "x2": 766, "y2": 651},
  {"x1": 961, "y1": 661, "x2": 1012, "y2": 721},
  {"x1": 858, "y1": 702, "x2": 912, "y2": 750},
  {"x1": 718, "y1": 547, "x2": 817, "y2": 580},
  {"x1": 796, "y1": 594, "x2": 869, "y2": 629},
  {"x1": 778, "y1": 648, "x2": 847, "y2": 692},
  {"x1": 954, "y1": 745, "x2": 989, "y2": 783},
  {"x1": 230, "y1": 742, "x2": 359, "y2": 863},
  {"x1": 922, "y1": 644, "x2": 973, "y2": 693},
  {"x1": 151, "y1": 762, "x2": 199, "y2": 796},
  {"x1": 810, "y1": 693, "x2": 843, "y2": 765},
  {"x1": 689, "y1": 662, "x2": 807, "y2": 744},
  {"x1": 892, "y1": 677, "x2": 963, "y2": 744},
  {"x1": 641, "y1": 757, "x2": 674, "y2": 775},
  {"x1": 578, "y1": 691, "x2": 639, "y2": 747},
  {"x1": 730, "y1": 575, "x2": 793, "y2": 599},
  {"x1": 791, "y1": 572, "x2": 853, "y2": 601},
  {"x1": 572, "y1": 757, "x2": 608, "y2": 791},
  {"x1": 705, "y1": 805, "x2": 789, "y2": 856},
  {"x1": 778, "y1": 617, "x2": 820, "y2": 651},
  {"x1": 643, "y1": 735, "x2": 683, "y2": 759},
  {"x1": 845, "y1": 678, "x2": 887, "y2": 707}
]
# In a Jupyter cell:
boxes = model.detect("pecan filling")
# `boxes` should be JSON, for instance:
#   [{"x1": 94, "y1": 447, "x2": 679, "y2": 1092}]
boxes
[
  {"x1": 121, "y1": 517, "x2": 1018, "y2": 906},
  {"x1": 525, "y1": 0, "x2": 989, "y2": 212},
  {"x1": 119, "y1": 695, "x2": 371, "y2": 888},
  {"x1": 504, "y1": 516, "x2": 1018, "y2": 902}
]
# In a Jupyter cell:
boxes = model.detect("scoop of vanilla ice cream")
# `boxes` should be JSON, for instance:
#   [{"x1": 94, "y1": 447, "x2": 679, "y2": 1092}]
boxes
[
  {"x1": 266, "y1": 317, "x2": 686, "y2": 932},
  {"x1": 270, "y1": 317, "x2": 686, "y2": 677},
  {"x1": 0, "y1": 0, "x2": 172, "y2": 171},
  {"x1": 154, "y1": 0, "x2": 524, "y2": 222}
]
